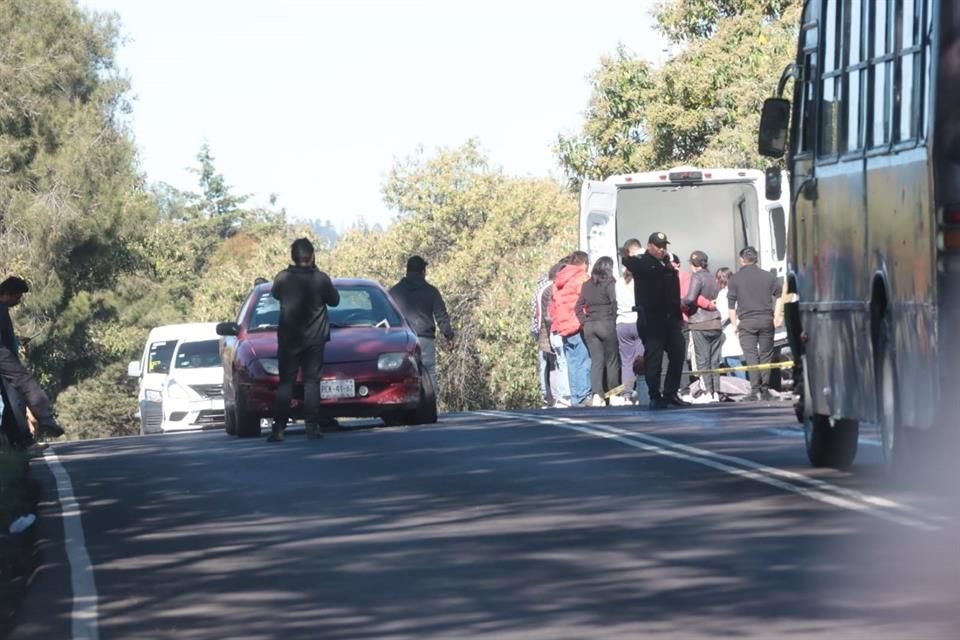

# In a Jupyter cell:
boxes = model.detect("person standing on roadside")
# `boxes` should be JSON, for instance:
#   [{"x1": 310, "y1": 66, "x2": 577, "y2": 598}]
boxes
[
  {"x1": 727, "y1": 246, "x2": 781, "y2": 401},
  {"x1": 530, "y1": 272, "x2": 554, "y2": 407},
  {"x1": 550, "y1": 251, "x2": 592, "y2": 406},
  {"x1": 575, "y1": 256, "x2": 621, "y2": 407},
  {"x1": 0, "y1": 276, "x2": 64, "y2": 447},
  {"x1": 621, "y1": 234, "x2": 688, "y2": 409},
  {"x1": 389, "y1": 255, "x2": 455, "y2": 396},
  {"x1": 545, "y1": 260, "x2": 572, "y2": 407},
  {"x1": 683, "y1": 251, "x2": 723, "y2": 403},
  {"x1": 268, "y1": 238, "x2": 340, "y2": 442},
  {"x1": 615, "y1": 263, "x2": 644, "y2": 404}
]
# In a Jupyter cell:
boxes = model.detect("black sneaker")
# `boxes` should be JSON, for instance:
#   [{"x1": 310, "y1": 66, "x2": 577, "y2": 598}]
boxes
[
  {"x1": 664, "y1": 394, "x2": 690, "y2": 408},
  {"x1": 649, "y1": 396, "x2": 668, "y2": 410}
]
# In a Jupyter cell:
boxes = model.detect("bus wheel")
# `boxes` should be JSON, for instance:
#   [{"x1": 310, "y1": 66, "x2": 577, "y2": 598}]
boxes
[
  {"x1": 876, "y1": 317, "x2": 901, "y2": 470},
  {"x1": 804, "y1": 414, "x2": 859, "y2": 470}
]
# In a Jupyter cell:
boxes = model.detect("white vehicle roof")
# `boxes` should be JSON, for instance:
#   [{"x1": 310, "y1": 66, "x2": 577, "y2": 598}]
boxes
[
  {"x1": 604, "y1": 166, "x2": 763, "y2": 186},
  {"x1": 145, "y1": 322, "x2": 220, "y2": 344}
]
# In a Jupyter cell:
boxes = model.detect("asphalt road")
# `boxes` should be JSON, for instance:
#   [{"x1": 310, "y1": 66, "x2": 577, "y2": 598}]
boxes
[{"x1": 10, "y1": 402, "x2": 960, "y2": 639}]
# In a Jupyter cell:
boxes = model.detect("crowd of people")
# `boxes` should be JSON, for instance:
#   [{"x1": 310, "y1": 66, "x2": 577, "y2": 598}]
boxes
[{"x1": 531, "y1": 232, "x2": 784, "y2": 409}]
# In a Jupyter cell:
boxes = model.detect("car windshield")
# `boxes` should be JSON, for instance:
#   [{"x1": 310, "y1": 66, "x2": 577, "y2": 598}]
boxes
[
  {"x1": 146, "y1": 340, "x2": 176, "y2": 374},
  {"x1": 174, "y1": 339, "x2": 221, "y2": 369},
  {"x1": 247, "y1": 285, "x2": 403, "y2": 331}
]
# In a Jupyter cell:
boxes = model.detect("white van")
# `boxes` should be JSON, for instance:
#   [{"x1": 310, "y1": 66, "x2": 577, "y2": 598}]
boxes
[{"x1": 127, "y1": 323, "x2": 225, "y2": 435}]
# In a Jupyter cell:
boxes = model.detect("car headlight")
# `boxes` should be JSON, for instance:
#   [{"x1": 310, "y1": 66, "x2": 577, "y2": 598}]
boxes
[
  {"x1": 167, "y1": 381, "x2": 190, "y2": 399},
  {"x1": 259, "y1": 358, "x2": 280, "y2": 376},
  {"x1": 144, "y1": 389, "x2": 162, "y2": 402},
  {"x1": 378, "y1": 353, "x2": 410, "y2": 371}
]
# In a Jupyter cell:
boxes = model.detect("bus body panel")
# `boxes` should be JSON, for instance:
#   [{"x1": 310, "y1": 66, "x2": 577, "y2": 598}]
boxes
[{"x1": 786, "y1": 0, "x2": 947, "y2": 434}]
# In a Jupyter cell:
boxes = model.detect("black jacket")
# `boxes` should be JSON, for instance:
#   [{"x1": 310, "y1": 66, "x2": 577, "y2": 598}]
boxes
[
  {"x1": 271, "y1": 265, "x2": 340, "y2": 347},
  {"x1": 389, "y1": 274, "x2": 454, "y2": 340},
  {"x1": 623, "y1": 252, "x2": 681, "y2": 327},
  {"x1": 0, "y1": 304, "x2": 17, "y2": 361},
  {"x1": 575, "y1": 278, "x2": 617, "y2": 326},
  {"x1": 727, "y1": 263, "x2": 781, "y2": 324}
]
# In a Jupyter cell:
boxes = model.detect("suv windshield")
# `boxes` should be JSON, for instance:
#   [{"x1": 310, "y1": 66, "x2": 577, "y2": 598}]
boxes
[
  {"x1": 246, "y1": 285, "x2": 403, "y2": 330},
  {"x1": 174, "y1": 339, "x2": 221, "y2": 369}
]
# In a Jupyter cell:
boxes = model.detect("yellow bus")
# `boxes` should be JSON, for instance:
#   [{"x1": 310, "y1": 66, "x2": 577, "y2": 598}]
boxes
[{"x1": 757, "y1": 0, "x2": 959, "y2": 469}]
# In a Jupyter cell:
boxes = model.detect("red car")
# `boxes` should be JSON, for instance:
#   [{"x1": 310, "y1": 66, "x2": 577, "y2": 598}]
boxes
[{"x1": 216, "y1": 278, "x2": 437, "y2": 437}]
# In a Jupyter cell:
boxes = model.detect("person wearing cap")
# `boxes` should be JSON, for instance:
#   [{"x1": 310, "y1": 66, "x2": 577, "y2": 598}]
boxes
[
  {"x1": 683, "y1": 251, "x2": 723, "y2": 403},
  {"x1": 621, "y1": 234, "x2": 687, "y2": 409},
  {"x1": 389, "y1": 255, "x2": 455, "y2": 396},
  {"x1": 727, "y1": 246, "x2": 781, "y2": 401}
]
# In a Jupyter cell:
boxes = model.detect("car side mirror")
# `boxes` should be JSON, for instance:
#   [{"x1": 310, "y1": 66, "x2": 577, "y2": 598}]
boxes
[
  {"x1": 127, "y1": 361, "x2": 142, "y2": 378},
  {"x1": 758, "y1": 98, "x2": 790, "y2": 158},
  {"x1": 216, "y1": 322, "x2": 240, "y2": 337},
  {"x1": 765, "y1": 167, "x2": 782, "y2": 201}
]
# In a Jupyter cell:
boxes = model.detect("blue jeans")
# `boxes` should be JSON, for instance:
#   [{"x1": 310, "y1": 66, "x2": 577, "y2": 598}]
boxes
[
  {"x1": 549, "y1": 334, "x2": 571, "y2": 404},
  {"x1": 563, "y1": 332, "x2": 592, "y2": 405},
  {"x1": 538, "y1": 350, "x2": 550, "y2": 402}
]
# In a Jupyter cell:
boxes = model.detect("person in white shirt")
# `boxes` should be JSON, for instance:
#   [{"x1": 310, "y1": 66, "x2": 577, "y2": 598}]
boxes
[
  {"x1": 713, "y1": 267, "x2": 747, "y2": 379},
  {"x1": 615, "y1": 265, "x2": 645, "y2": 404}
]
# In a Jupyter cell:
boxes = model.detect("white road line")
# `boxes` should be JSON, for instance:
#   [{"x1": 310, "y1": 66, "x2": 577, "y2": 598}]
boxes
[
  {"x1": 481, "y1": 411, "x2": 943, "y2": 531},
  {"x1": 44, "y1": 450, "x2": 100, "y2": 640}
]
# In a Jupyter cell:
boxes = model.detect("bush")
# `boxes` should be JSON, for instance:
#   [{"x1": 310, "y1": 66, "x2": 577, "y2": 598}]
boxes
[{"x1": 55, "y1": 362, "x2": 139, "y2": 440}]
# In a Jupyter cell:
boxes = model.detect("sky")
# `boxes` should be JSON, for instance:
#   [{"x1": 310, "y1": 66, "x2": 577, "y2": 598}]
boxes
[{"x1": 79, "y1": 0, "x2": 664, "y2": 230}]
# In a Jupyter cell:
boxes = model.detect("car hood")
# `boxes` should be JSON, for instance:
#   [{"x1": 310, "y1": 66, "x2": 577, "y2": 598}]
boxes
[
  {"x1": 167, "y1": 367, "x2": 224, "y2": 385},
  {"x1": 244, "y1": 328, "x2": 415, "y2": 363}
]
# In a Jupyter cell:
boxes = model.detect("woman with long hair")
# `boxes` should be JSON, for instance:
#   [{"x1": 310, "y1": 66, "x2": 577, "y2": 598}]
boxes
[
  {"x1": 575, "y1": 256, "x2": 621, "y2": 406},
  {"x1": 714, "y1": 267, "x2": 746, "y2": 379}
]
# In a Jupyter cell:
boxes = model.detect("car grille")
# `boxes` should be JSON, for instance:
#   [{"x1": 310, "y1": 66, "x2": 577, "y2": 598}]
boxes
[
  {"x1": 195, "y1": 410, "x2": 225, "y2": 425},
  {"x1": 141, "y1": 402, "x2": 163, "y2": 434},
  {"x1": 190, "y1": 384, "x2": 224, "y2": 399}
]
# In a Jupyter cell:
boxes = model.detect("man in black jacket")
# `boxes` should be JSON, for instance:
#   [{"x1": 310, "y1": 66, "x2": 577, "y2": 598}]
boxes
[
  {"x1": 268, "y1": 238, "x2": 340, "y2": 442},
  {"x1": 389, "y1": 255, "x2": 454, "y2": 395},
  {"x1": 727, "y1": 246, "x2": 781, "y2": 401},
  {"x1": 0, "y1": 276, "x2": 64, "y2": 446},
  {"x1": 622, "y1": 233, "x2": 687, "y2": 409}
]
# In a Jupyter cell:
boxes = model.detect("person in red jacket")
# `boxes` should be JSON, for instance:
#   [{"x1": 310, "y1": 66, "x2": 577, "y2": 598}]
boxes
[{"x1": 550, "y1": 251, "x2": 592, "y2": 406}]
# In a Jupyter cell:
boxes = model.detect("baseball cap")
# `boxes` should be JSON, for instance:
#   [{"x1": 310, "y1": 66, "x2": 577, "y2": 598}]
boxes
[{"x1": 648, "y1": 232, "x2": 670, "y2": 247}]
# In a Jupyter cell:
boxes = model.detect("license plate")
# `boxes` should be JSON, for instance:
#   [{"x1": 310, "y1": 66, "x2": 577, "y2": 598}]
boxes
[{"x1": 320, "y1": 379, "x2": 355, "y2": 399}]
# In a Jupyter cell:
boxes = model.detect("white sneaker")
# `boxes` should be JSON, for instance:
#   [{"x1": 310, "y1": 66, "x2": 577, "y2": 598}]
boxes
[
  {"x1": 590, "y1": 394, "x2": 606, "y2": 407},
  {"x1": 553, "y1": 397, "x2": 572, "y2": 408},
  {"x1": 609, "y1": 395, "x2": 630, "y2": 407}
]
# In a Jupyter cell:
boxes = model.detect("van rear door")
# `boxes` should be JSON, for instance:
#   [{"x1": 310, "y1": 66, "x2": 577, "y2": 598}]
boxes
[{"x1": 579, "y1": 180, "x2": 618, "y2": 268}]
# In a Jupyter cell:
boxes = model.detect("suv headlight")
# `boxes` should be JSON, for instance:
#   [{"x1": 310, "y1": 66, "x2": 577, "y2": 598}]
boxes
[
  {"x1": 167, "y1": 381, "x2": 190, "y2": 399},
  {"x1": 259, "y1": 358, "x2": 279, "y2": 376},
  {"x1": 378, "y1": 353, "x2": 411, "y2": 371},
  {"x1": 144, "y1": 389, "x2": 162, "y2": 402}
]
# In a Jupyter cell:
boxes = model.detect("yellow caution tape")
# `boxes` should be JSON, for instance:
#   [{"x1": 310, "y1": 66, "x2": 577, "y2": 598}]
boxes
[{"x1": 601, "y1": 360, "x2": 795, "y2": 399}]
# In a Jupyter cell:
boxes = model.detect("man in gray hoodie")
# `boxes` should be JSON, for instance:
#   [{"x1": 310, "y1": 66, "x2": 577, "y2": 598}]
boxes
[{"x1": 389, "y1": 256, "x2": 454, "y2": 394}]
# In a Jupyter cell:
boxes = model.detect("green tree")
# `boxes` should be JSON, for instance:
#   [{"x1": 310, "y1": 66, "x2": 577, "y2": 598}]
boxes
[
  {"x1": 557, "y1": 0, "x2": 801, "y2": 186},
  {"x1": 334, "y1": 142, "x2": 577, "y2": 411}
]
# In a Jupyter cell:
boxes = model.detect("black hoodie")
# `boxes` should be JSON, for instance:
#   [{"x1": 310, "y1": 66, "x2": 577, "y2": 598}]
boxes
[
  {"x1": 389, "y1": 273, "x2": 454, "y2": 340},
  {"x1": 271, "y1": 264, "x2": 340, "y2": 348}
]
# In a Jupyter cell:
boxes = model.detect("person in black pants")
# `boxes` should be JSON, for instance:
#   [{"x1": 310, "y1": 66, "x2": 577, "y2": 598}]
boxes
[
  {"x1": 575, "y1": 256, "x2": 620, "y2": 406},
  {"x1": 268, "y1": 238, "x2": 340, "y2": 442},
  {"x1": 622, "y1": 233, "x2": 688, "y2": 409},
  {"x1": 727, "y1": 246, "x2": 781, "y2": 401},
  {"x1": 682, "y1": 251, "x2": 723, "y2": 402}
]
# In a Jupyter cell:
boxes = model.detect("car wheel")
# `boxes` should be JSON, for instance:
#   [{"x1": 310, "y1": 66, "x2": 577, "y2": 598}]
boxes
[
  {"x1": 396, "y1": 370, "x2": 439, "y2": 426},
  {"x1": 234, "y1": 388, "x2": 261, "y2": 438},
  {"x1": 804, "y1": 413, "x2": 859, "y2": 470}
]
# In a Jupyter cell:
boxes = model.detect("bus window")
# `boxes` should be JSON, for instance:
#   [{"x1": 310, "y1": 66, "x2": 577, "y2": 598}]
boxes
[
  {"x1": 844, "y1": 0, "x2": 866, "y2": 152},
  {"x1": 819, "y1": 0, "x2": 842, "y2": 157}
]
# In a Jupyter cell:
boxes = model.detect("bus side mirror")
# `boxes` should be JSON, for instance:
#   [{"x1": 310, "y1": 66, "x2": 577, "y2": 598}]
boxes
[
  {"x1": 758, "y1": 98, "x2": 790, "y2": 158},
  {"x1": 765, "y1": 167, "x2": 782, "y2": 201}
]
